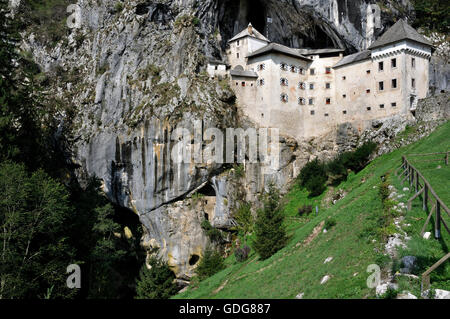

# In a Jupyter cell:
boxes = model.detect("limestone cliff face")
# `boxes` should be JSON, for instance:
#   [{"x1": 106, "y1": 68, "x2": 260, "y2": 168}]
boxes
[{"x1": 16, "y1": 0, "x2": 429, "y2": 279}]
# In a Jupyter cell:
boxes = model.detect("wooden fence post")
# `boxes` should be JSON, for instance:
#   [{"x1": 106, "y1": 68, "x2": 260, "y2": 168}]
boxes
[
  {"x1": 446, "y1": 151, "x2": 449, "y2": 166},
  {"x1": 435, "y1": 201, "x2": 441, "y2": 239},
  {"x1": 423, "y1": 185, "x2": 428, "y2": 211},
  {"x1": 415, "y1": 171, "x2": 419, "y2": 193}
]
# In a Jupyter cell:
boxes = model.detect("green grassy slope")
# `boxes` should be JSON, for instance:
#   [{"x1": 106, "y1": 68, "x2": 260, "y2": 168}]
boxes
[{"x1": 176, "y1": 121, "x2": 450, "y2": 299}]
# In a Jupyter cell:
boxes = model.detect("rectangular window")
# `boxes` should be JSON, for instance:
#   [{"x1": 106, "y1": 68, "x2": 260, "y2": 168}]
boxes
[
  {"x1": 391, "y1": 102, "x2": 397, "y2": 107},
  {"x1": 324, "y1": 113, "x2": 329, "y2": 117},
  {"x1": 310, "y1": 68, "x2": 315, "y2": 75},
  {"x1": 392, "y1": 79, "x2": 397, "y2": 88},
  {"x1": 325, "y1": 67, "x2": 331, "y2": 74},
  {"x1": 309, "y1": 83, "x2": 315, "y2": 90},
  {"x1": 241, "y1": 82, "x2": 245, "y2": 87},
  {"x1": 367, "y1": 70, "x2": 371, "y2": 74},
  {"x1": 378, "y1": 61, "x2": 384, "y2": 71},
  {"x1": 326, "y1": 83, "x2": 331, "y2": 89},
  {"x1": 343, "y1": 110, "x2": 347, "y2": 114},
  {"x1": 412, "y1": 58, "x2": 416, "y2": 69},
  {"x1": 310, "y1": 110, "x2": 315, "y2": 115},
  {"x1": 367, "y1": 107, "x2": 371, "y2": 111},
  {"x1": 380, "y1": 104, "x2": 385, "y2": 109},
  {"x1": 237, "y1": 53, "x2": 239, "y2": 58},
  {"x1": 379, "y1": 81, "x2": 384, "y2": 91},
  {"x1": 309, "y1": 98, "x2": 314, "y2": 105},
  {"x1": 237, "y1": 40, "x2": 240, "y2": 46},
  {"x1": 326, "y1": 98, "x2": 331, "y2": 105},
  {"x1": 391, "y1": 58, "x2": 397, "y2": 68},
  {"x1": 366, "y1": 89, "x2": 371, "y2": 93},
  {"x1": 412, "y1": 78, "x2": 416, "y2": 88}
]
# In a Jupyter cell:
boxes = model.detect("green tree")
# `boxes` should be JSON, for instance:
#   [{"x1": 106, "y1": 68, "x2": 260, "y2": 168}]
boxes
[
  {"x1": 234, "y1": 202, "x2": 254, "y2": 236},
  {"x1": 135, "y1": 250, "x2": 178, "y2": 299},
  {"x1": 253, "y1": 184, "x2": 287, "y2": 260},
  {"x1": 0, "y1": 161, "x2": 76, "y2": 299},
  {"x1": 195, "y1": 247, "x2": 226, "y2": 280}
]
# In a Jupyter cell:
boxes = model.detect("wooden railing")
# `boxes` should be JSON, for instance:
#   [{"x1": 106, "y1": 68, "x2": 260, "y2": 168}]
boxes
[{"x1": 396, "y1": 152, "x2": 450, "y2": 293}]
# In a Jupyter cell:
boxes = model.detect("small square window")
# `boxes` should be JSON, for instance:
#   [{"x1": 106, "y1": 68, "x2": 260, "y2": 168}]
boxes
[
  {"x1": 325, "y1": 67, "x2": 331, "y2": 74},
  {"x1": 324, "y1": 113, "x2": 329, "y2": 117},
  {"x1": 367, "y1": 70, "x2": 371, "y2": 74},
  {"x1": 367, "y1": 107, "x2": 371, "y2": 111},
  {"x1": 392, "y1": 79, "x2": 397, "y2": 88},
  {"x1": 343, "y1": 94, "x2": 347, "y2": 98},
  {"x1": 326, "y1": 83, "x2": 331, "y2": 89},
  {"x1": 343, "y1": 110, "x2": 347, "y2": 114},
  {"x1": 326, "y1": 98, "x2": 331, "y2": 105},
  {"x1": 342, "y1": 76, "x2": 346, "y2": 80},
  {"x1": 391, "y1": 102, "x2": 397, "y2": 107},
  {"x1": 391, "y1": 58, "x2": 397, "y2": 68},
  {"x1": 310, "y1": 68, "x2": 315, "y2": 75},
  {"x1": 310, "y1": 110, "x2": 315, "y2": 115},
  {"x1": 309, "y1": 83, "x2": 315, "y2": 90},
  {"x1": 379, "y1": 104, "x2": 385, "y2": 109},
  {"x1": 366, "y1": 89, "x2": 371, "y2": 93},
  {"x1": 241, "y1": 82, "x2": 245, "y2": 87}
]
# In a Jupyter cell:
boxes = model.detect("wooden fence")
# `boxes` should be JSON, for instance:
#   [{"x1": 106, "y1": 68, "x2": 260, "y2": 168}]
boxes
[{"x1": 395, "y1": 152, "x2": 449, "y2": 293}]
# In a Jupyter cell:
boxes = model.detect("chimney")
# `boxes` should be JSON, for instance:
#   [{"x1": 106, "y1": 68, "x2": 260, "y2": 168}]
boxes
[{"x1": 248, "y1": 23, "x2": 253, "y2": 35}]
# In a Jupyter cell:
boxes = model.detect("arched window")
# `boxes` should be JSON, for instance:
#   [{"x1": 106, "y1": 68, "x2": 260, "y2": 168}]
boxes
[
  {"x1": 280, "y1": 93, "x2": 289, "y2": 103},
  {"x1": 298, "y1": 82, "x2": 306, "y2": 90},
  {"x1": 280, "y1": 78, "x2": 288, "y2": 86},
  {"x1": 290, "y1": 65, "x2": 297, "y2": 73},
  {"x1": 257, "y1": 63, "x2": 266, "y2": 71},
  {"x1": 280, "y1": 63, "x2": 288, "y2": 71},
  {"x1": 299, "y1": 68, "x2": 305, "y2": 75},
  {"x1": 259, "y1": 78, "x2": 265, "y2": 86},
  {"x1": 298, "y1": 97, "x2": 306, "y2": 105}
]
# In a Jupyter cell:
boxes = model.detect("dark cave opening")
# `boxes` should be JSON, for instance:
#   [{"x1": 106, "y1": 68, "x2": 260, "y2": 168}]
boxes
[
  {"x1": 189, "y1": 254, "x2": 200, "y2": 266},
  {"x1": 246, "y1": 0, "x2": 266, "y2": 36},
  {"x1": 197, "y1": 183, "x2": 216, "y2": 197},
  {"x1": 218, "y1": 0, "x2": 344, "y2": 51}
]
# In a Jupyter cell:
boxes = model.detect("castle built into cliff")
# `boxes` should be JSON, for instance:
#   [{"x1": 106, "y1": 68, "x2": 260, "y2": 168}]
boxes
[{"x1": 208, "y1": 19, "x2": 433, "y2": 140}]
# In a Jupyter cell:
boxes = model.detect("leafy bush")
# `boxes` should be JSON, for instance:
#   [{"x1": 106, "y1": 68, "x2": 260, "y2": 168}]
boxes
[
  {"x1": 196, "y1": 248, "x2": 225, "y2": 280},
  {"x1": 298, "y1": 204, "x2": 313, "y2": 216},
  {"x1": 298, "y1": 159, "x2": 328, "y2": 197},
  {"x1": 324, "y1": 218, "x2": 336, "y2": 230},
  {"x1": 379, "y1": 180, "x2": 391, "y2": 202},
  {"x1": 235, "y1": 245, "x2": 251, "y2": 262},
  {"x1": 201, "y1": 219, "x2": 222, "y2": 242},
  {"x1": 342, "y1": 142, "x2": 377, "y2": 173},
  {"x1": 234, "y1": 202, "x2": 254, "y2": 235},
  {"x1": 135, "y1": 251, "x2": 178, "y2": 299},
  {"x1": 326, "y1": 156, "x2": 348, "y2": 185},
  {"x1": 253, "y1": 184, "x2": 287, "y2": 260}
]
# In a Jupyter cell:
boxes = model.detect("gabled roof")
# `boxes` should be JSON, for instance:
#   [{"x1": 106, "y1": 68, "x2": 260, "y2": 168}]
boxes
[
  {"x1": 333, "y1": 50, "x2": 371, "y2": 69},
  {"x1": 368, "y1": 19, "x2": 433, "y2": 50},
  {"x1": 228, "y1": 24, "x2": 270, "y2": 43},
  {"x1": 246, "y1": 43, "x2": 312, "y2": 61},
  {"x1": 230, "y1": 69, "x2": 259, "y2": 78},
  {"x1": 297, "y1": 48, "x2": 345, "y2": 56}
]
